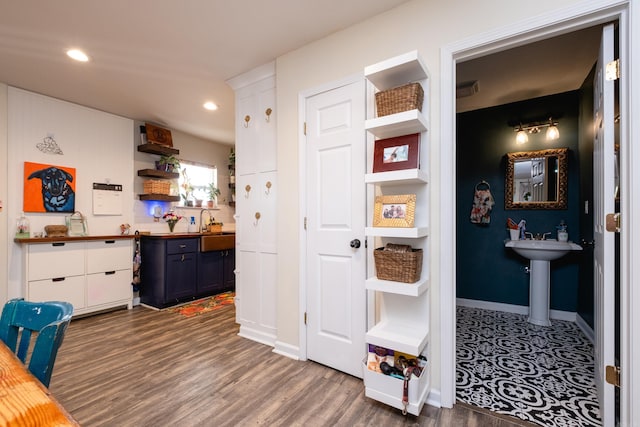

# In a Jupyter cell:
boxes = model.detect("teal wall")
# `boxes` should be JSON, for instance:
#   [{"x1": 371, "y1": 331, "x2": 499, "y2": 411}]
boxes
[{"x1": 456, "y1": 91, "x2": 584, "y2": 313}]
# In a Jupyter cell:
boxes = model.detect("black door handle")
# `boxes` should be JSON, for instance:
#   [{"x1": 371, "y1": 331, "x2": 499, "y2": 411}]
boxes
[{"x1": 350, "y1": 239, "x2": 361, "y2": 249}]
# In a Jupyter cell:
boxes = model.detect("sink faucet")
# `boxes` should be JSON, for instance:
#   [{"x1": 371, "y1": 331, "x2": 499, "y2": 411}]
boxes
[
  {"x1": 530, "y1": 232, "x2": 552, "y2": 240},
  {"x1": 199, "y1": 209, "x2": 213, "y2": 232}
]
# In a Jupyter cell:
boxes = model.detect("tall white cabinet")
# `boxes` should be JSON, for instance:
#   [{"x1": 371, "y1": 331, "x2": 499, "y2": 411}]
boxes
[
  {"x1": 362, "y1": 51, "x2": 431, "y2": 415},
  {"x1": 227, "y1": 63, "x2": 278, "y2": 346}
]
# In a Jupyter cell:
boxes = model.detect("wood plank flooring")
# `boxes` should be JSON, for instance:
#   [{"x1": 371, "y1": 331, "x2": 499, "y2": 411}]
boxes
[{"x1": 50, "y1": 304, "x2": 537, "y2": 426}]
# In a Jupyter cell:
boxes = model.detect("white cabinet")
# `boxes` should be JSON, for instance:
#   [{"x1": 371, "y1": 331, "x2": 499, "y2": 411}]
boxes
[
  {"x1": 23, "y1": 238, "x2": 134, "y2": 316},
  {"x1": 227, "y1": 63, "x2": 278, "y2": 346},
  {"x1": 362, "y1": 51, "x2": 431, "y2": 415}
]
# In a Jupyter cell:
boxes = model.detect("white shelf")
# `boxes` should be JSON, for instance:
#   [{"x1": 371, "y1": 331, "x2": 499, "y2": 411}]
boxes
[
  {"x1": 366, "y1": 319, "x2": 429, "y2": 356},
  {"x1": 365, "y1": 109, "x2": 428, "y2": 139},
  {"x1": 365, "y1": 226, "x2": 428, "y2": 238},
  {"x1": 365, "y1": 169, "x2": 428, "y2": 185},
  {"x1": 363, "y1": 361, "x2": 430, "y2": 416},
  {"x1": 364, "y1": 50, "x2": 429, "y2": 91},
  {"x1": 366, "y1": 277, "x2": 429, "y2": 296}
]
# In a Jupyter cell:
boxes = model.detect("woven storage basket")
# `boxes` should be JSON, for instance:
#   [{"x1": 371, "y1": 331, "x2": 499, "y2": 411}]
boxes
[
  {"x1": 374, "y1": 246, "x2": 423, "y2": 283},
  {"x1": 143, "y1": 179, "x2": 170, "y2": 195},
  {"x1": 375, "y1": 82, "x2": 424, "y2": 117},
  {"x1": 44, "y1": 225, "x2": 68, "y2": 238}
]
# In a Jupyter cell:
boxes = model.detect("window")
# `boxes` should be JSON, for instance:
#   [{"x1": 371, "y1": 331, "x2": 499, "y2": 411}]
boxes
[{"x1": 178, "y1": 161, "x2": 217, "y2": 205}]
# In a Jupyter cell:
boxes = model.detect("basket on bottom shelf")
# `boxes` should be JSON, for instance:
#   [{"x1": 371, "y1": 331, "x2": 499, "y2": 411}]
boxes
[
  {"x1": 143, "y1": 179, "x2": 171, "y2": 195},
  {"x1": 374, "y1": 244, "x2": 422, "y2": 283}
]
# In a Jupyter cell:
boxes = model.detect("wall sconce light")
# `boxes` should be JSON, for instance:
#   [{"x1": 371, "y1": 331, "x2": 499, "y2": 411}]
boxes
[{"x1": 513, "y1": 117, "x2": 559, "y2": 144}]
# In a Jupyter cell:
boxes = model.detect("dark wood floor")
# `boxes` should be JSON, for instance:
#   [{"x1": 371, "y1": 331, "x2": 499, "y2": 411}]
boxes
[{"x1": 50, "y1": 304, "x2": 537, "y2": 426}]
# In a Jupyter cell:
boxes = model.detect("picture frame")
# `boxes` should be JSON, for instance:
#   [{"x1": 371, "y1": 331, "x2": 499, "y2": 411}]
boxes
[
  {"x1": 372, "y1": 133, "x2": 419, "y2": 173},
  {"x1": 373, "y1": 194, "x2": 416, "y2": 228},
  {"x1": 145, "y1": 122, "x2": 173, "y2": 147}
]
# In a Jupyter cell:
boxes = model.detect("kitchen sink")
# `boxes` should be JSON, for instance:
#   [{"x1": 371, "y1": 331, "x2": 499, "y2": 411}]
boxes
[{"x1": 200, "y1": 234, "x2": 235, "y2": 252}]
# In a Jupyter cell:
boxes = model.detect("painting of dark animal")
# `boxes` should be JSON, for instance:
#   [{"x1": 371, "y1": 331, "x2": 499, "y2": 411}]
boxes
[{"x1": 24, "y1": 162, "x2": 76, "y2": 213}]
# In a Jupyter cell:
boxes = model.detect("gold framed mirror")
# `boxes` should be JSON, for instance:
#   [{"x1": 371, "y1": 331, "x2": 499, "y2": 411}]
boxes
[{"x1": 505, "y1": 148, "x2": 568, "y2": 210}]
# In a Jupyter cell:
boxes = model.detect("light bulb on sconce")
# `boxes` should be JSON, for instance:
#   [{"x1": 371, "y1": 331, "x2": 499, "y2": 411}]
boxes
[
  {"x1": 153, "y1": 206, "x2": 162, "y2": 222},
  {"x1": 516, "y1": 125, "x2": 528, "y2": 144},
  {"x1": 545, "y1": 118, "x2": 560, "y2": 140}
]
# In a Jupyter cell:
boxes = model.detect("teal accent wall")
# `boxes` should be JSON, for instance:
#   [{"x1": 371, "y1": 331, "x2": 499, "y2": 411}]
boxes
[{"x1": 456, "y1": 91, "x2": 583, "y2": 313}]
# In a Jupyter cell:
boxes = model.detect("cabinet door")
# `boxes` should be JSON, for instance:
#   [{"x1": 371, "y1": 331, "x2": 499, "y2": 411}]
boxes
[
  {"x1": 236, "y1": 174, "x2": 260, "y2": 249},
  {"x1": 236, "y1": 92, "x2": 258, "y2": 176},
  {"x1": 223, "y1": 249, "x2": 236, "y2": 291},
  {"x1": 28, "y1": 242, "x2": 84, "y2": 280},
  {"x1": 28, "y1": 276, "x2": 86, "y2": 309},
  {"x1": 87, "y1": 270, "x2": 131, "y2": 306},
  {"x1": 86, "y1": 240, "x2": 132, "y2": 274},
  {"x1": 166, "y1": 252, "x2": 197, "y2": 301},
  {"x1": 198, "y1": 251, "x2": 224, "y2": 295},
  {"x1": 257, "y1": 85, "x2": 276, "y2": 172}
]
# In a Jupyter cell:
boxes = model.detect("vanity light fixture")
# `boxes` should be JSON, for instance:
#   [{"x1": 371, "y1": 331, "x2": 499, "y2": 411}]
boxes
[
  {"x1": 66, "y1": 49, "x2": 89, "y2": 62},
  {"x1": 513, "y1": 117, "x2": 559, "y2": 144},
  {"x1": 203, "y1": 101, "x2": 218, "y2": 111}
]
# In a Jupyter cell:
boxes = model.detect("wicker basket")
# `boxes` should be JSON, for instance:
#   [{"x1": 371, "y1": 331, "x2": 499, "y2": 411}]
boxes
[
  {"x1": 375, "y1": 82, "x2": 424, "y2": 117},
  {"x1": 206, "y1": 224, "x2": 223, "y2": 234},
  {"x1": 374, "y1": 246, "x2": 423, "y2": 283},
  {"x1": 143, "y1": 179, "x2": 170, "y2": 195},
  {"x1": 44, "y1": 225, "x2": 68, "y2": 238}
]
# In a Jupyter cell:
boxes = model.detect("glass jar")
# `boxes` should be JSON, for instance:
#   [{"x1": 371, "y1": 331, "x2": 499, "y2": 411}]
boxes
[{"x1": 16, "y1": 212, "x2": 30, "y2": 238}]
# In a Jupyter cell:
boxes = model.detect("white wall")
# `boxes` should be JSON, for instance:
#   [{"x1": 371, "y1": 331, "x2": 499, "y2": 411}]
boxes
[
  {"x1": 6, "y1": 87, "x2": 134, "y2": 299},
  {"x1": 0, "y1": 83, "x2": 8, "y2": 304},
  {"x1": 275, "y1": 0, "x2": 584, "y2": 398}
]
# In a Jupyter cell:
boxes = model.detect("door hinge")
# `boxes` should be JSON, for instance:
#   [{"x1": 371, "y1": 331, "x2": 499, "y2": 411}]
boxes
[
  {"x1": 606, "y1": 213, "x2": 620, "y2": 232},
  {"x1": 304, "y1": 217, "x2": 307, "y2": 230},
  {"x1": 304, "y1": 312, "x2": 307, "y2": 325},
  {"x1": 365, "y1": 238, "x2": 368, "y2": 248},
  {"x1": 606, "y1": 59, "x2": 620, "y2": 81},
  {"x1": 304, "y1": 122, "x2": 307, "y2": 136},
  {"x1": 606, "y1": 365, "x2": 620, "y2": 387}
]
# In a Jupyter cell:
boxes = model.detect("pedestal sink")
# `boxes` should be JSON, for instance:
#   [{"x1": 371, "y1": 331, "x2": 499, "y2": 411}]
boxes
[{"x1": 505, "y1": 239, "x2": 582, "y2": 326}]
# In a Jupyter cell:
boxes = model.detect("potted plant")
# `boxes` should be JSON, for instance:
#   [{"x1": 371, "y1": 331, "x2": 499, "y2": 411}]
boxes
[
  {"x1": 157, "y1": 154, "x2": 180, "y2": 172},
  {"x1": 181, "y1": 168, "x2": 194, "y2": 206},
  {"x1": 207, "y1": 183, "x2": 221, "y2": 208}
]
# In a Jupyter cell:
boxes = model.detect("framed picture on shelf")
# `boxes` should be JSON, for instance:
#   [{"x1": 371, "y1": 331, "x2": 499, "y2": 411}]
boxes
[
  {"x1": 372, "y1": 133, "x2": 419, "y2": 173},
  {"x1": 373, "y1": 194, "x2": 416, "y2": 227}
]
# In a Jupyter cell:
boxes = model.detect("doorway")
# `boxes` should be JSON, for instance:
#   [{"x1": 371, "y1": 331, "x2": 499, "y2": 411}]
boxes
[{"x1": 439, "y1": 2, "x2": 632, "y2": 424}]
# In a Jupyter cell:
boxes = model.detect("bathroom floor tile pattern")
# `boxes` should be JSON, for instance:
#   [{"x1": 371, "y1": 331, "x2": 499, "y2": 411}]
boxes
[{"x1": 456, "y1": 306, "x2": 601, "y2": 426}]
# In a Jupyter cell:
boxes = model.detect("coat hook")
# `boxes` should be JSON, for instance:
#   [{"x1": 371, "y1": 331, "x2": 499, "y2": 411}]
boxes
[
  {"x1": 245, "y1": 184, "x2": 251, "y2": 198},
  {"x1": 243, "y1": 115, "x2": 251, "y2": 128},
  {"x1": 265, "y1": 108, "x2": 273, "y2": 122},
  {"x1": 254, "y1": 211, "x2": 261, "y2": 226},
  {"x1": 265, "y1": 181, "x2": 272, "y2": 195}
]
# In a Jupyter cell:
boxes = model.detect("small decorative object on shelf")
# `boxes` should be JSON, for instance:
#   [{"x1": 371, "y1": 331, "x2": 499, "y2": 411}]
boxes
[
  {"x1": 16, "y1": 212, "x2": 30, "y2": 238},
  {"x1": 373, "y1": 194, "x2": 416, "y2": 228},
  {"x1": 375, "y1": 82, "x2": 424, "y2": 117},
  {"x1": 373, "y1": 134, "x2": 420, "y2": 173},
  {"x1": 163, "y1": 210, "x2": 182, "y2": 233}
]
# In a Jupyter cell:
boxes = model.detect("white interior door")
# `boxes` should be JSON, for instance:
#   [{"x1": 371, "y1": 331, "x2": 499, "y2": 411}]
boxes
[
  {"x1": 305, "y1": 79, "x2": 366, "y2": 378},
  {"x1": 593, "y1": 23, "x2": 616, "y2": 427}
]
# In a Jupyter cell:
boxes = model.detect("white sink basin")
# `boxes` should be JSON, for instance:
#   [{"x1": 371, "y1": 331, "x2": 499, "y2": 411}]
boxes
[{"x1": 505, "y1": 239, "x2": 582, "y2": 261}]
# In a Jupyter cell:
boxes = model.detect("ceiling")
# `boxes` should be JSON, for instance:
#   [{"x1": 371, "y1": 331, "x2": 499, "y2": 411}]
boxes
[
  {"x1": 0, "y1": 3, "x2": 603, "y2": 145},
  {"x1": 456, "y1": 25, "x2": 603, "y2": 114},
  {"x1": 0, "y1": 0, "x2": 410, "y2": 144}
]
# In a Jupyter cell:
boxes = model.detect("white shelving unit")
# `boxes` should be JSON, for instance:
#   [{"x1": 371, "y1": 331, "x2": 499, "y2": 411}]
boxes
[{"x1": 362, "y1": 50, "x2": 431, "y2": 415}]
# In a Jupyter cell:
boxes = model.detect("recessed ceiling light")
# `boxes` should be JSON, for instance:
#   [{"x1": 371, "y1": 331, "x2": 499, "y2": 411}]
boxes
[
  {"x1": 66, "y1": 49, "x2": 89, "y2": 62},
  {"x1": 203, "y1": 101, "x2": 218, "y2": 111}
]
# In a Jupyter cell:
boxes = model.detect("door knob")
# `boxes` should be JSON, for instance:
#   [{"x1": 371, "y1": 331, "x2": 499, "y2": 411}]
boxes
[{"x1": 350, "y1": 239, "x2": 361, "y2": 249}]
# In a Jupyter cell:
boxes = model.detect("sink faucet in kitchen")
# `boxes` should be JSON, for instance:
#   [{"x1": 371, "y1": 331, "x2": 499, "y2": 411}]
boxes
[{"x1": 200, "y1": 209, "x2": 214, "y2": 232}]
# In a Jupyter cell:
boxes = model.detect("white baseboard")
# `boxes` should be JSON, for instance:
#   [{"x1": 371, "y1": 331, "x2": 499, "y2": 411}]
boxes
[
  {"x1": 456, "y1": 298, "x2": 576, "y2": 322},
  {"x1": 426, "y1": 388, "x2": 442, "y2": 408},
  {"x1": 238, "y1": 326, "x2": 276, "y2": 347},
  {"x1": 273, "y1": 341, "x2": 300, "y2": 360},
  {"x1": 575, "y1": 314, "x2": 595, "y2": 343}
]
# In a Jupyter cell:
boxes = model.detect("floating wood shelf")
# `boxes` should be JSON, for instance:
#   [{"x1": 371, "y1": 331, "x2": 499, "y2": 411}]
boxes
[
  {"x1": 137, "y1": 143, "x2": 179, "y2": 156},
  {"x1": 137, "y1": 169, "x2": 179, "y2": 179},
  {"x1": 138, "y1": 194, "x2": 180, "y2": 202}
]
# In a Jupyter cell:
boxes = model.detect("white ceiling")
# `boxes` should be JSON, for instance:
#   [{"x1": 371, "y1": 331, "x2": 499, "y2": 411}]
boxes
[
  {"x1": 456, "y1": 25, "x2": 603, "y2": 113},
  {"x1": 0, "y1": 0, "x2": 410, "y2": 144},
  {"x1": 0, "y1": 2, "x2": 604, "y2": 145}
]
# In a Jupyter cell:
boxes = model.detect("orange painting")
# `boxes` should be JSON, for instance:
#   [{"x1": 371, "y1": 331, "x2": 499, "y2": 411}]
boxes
[{"x1": 23, "y1": 162, "x2": 76, "y2": 213}]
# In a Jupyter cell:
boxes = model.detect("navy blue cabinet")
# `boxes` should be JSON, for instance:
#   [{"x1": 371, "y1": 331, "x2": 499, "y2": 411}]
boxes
[{"x1": 140, "y1": 236, "x2": 234, "y2": 308}]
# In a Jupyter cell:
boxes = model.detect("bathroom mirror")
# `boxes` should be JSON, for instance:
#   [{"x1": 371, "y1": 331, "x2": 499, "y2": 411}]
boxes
[{"x1": 505, "y1": 148, "x2": 568, "y2": 210}]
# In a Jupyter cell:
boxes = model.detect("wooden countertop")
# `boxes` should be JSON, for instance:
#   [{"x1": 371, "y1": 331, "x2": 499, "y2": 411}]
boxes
[
  {"x1": 0, "y1": 342, "x2": 79, "y2": 426},
  {"x1": 140, "y1": 232, "x2": 235, "y2": 240},
  {"x1": 14, "y1": 234, "x2": 136, "y2": 244}
]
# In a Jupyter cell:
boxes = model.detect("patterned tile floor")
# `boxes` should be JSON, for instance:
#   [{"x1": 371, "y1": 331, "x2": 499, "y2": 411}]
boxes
[{"x1": 456, "y1": 306, "x2": 601, "y2": 426}]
